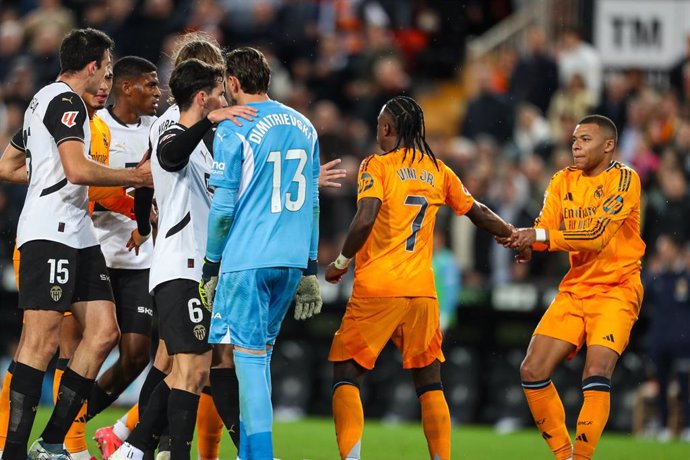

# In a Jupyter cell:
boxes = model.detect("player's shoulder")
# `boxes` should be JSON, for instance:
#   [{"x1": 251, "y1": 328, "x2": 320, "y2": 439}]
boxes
[
  {"x1": 359, "y1": 153, "x2": 382, "y2": 173},
  {"x1": 549, "y1": 165, "x2": 578, "y2": 184},
  {"x1": 150, "y1": 105, "x2": 180, "y2": 141},
  {"x1": 606, "y1": 160, "x2": 639, "y2": 191}
]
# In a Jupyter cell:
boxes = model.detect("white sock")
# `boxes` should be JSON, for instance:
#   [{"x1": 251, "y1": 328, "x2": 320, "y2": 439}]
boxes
[
  {"x1": 70, "y1": 450, "x2": 92, "y2": 460},
  {"x1": 120, "y1": 442, "x2": 144, "y2": 460},
  {"x1": 112, "y1": 420, "x2": 131, "y2": 441}
]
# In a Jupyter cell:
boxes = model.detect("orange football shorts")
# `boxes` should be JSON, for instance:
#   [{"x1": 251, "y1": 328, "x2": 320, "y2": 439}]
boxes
[{"x1": 328, "y1": 296, "x2": 444, "y2": 370}]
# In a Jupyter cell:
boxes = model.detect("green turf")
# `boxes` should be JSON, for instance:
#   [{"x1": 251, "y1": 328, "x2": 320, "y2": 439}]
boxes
[{"x1": 30, "y1": 407, "x2": 690, "y2": 459}]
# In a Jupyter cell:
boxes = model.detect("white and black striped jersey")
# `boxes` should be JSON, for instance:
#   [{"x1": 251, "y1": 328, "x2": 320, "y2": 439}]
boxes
[
  {"x1": 148, "y1": 114, "x2": 214, "y2": 292},
  {"x1": 17, "y1": 81, "x2": 97, "y2": 249},
  {"x1": 93, "y1": 108, "x2": 156, "y2": 269}
]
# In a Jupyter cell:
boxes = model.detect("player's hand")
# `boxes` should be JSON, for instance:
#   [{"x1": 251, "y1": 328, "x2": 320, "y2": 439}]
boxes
[
  {"x1": 207, "y1": 105, "x2": 258, "y2": 126},
  {"x1": 126, "y1": 229, "x2": 151, "y2": 255},
  {"x1": 294, "y1": 275, "x2": 323, "y2": 320},
  {"x1": 132, "y1": 160, "x2": 153, "y2": 188},
  {"x1": 515, "y1": 246, "x2": 532, "y2": 264},
  {"x1": 319, "y1": 159, "x2": 347, "y2": 189},
  {"x1": 325, "y1": 262, "x2": 348, "y2": 284},
  {"x1": 199, "y1": 258, "x2": 220, "y2": 311},
  {"x1": 510, "y1": 228, "x2": 537, "y2": 251}
]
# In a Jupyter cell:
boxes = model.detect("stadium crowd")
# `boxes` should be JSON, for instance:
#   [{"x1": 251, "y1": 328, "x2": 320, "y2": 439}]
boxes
[{"x1": 0, "y1": 0, "x2": 688, "y2": 438}]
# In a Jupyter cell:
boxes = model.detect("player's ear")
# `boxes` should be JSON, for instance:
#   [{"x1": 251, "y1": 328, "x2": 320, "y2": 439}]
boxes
[
  {"x1": 604, "y1": 138, "x2": 615, "y2": 154},
  {"x1": 86, "y1": 60, "x2": 98, "y2": 77}
]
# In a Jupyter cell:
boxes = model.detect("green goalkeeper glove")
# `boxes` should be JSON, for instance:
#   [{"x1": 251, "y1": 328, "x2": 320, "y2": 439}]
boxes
[
  {"x1": 199, "y1": 258, "x2": 220, "y2": 311},
  {"x1": 294, "y1": 260, "x2": 322, "y2": 320},
  {"x1": 294, "y1": 275, "x2": 322, "y2": 320}
]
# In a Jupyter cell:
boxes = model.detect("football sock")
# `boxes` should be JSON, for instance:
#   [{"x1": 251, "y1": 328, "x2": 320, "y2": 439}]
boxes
[
  {"x1": 0, "y1": 361, "x2": 16, "y2": 450},
  {"x1": 4, "y1": 362, "x2": 44, "y2": 460},
  {"x1": 573, "y1": 377, "x2": 611, "y2": 460},
  {"x1": 332, "y1": 380, "x2": 363, "y2": 460},
  {"x1": 42, "y1": 366, "x2": 94, "y2": 445},
  {"x1": 139, "y1": 366, "x2": 167, "y2": 411},
  {"x1": 417, "y1": 385, "x2": 451, "y2": 460},
  {"x1": 168, "y1": 389, "x2": 200, "y2": 460},
  {"x1": 127, "y1": 381, "x2": 170, "y2": 452},
  {"x1": 522, "y1": 379, "x2": 572, "y2": 460},
  {"x1": 52, "y1": 358, "x2": 68, "y2": 403},
  {"x1": 265, "y1": 348, "x2": 273, "y2": 395},
  {"x1": 52, "y1": 359, "x2": 88, "y2": 454},
  {"x1": 126, "y1": 403, "x2": 140, "y2": 432},
  {"x1": 85, "y1": 383, "x2": 118, "y2": 420},
  {"x1": 209, "y1": 367, "x2": 240, "y2": 447},
  {"x1": 234, "y1": 350, "x2": 273, "y2": 460},
  {"x1": 196, "y1": 388, "x2": 222, "y2": 460}
]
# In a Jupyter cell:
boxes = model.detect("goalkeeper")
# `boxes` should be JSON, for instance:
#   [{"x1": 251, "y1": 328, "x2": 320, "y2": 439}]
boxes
[{"x1": 200, "y1": 47, "x2": 324, "y2": 460}]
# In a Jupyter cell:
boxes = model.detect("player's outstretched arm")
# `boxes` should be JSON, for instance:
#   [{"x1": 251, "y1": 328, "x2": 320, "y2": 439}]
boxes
[
  {"x1": 0, "y1": 142, "x2": 28, "y2": 184},
  {"x1": 319, "y1": 158, "x2": 347, "y2": 189},
  {"x1": 325, "y1": 197, "x2": 381, "y2": 284},
  {"x1": 59, "y1": 140, "x2": 152, "y2": 187},
  {"x1": 465, "y1": 200, "x2": 515, "y2": 238}
]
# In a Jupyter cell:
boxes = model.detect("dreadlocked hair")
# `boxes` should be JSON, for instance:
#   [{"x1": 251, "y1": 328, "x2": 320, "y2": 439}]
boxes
[{"x1": 383, "y1": 95, "x2": 439, "y2": 170}]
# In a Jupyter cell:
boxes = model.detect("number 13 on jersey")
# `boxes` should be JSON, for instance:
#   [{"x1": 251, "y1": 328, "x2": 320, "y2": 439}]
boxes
[{"x1": 267, "y1": 148, "x2": 308, "y2": 213}]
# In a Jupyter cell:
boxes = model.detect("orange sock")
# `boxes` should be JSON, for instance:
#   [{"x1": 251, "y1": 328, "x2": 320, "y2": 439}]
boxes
[
  {"x1": 522, "y1": 379, "x2": 572, "y2": 460},
  {"x1": 0, "y1": 365, "x2": 14, "y2": 451},
  {"x1": 196, "y1": 389, "x2": 223, "y2": 460},
  {"x1": 333, "y1": 383, "x2": 363, "y2": 460},
  {"x1": 418, "y1": 389, "x2": 451, "y2": 460},
  {"x1": 573, "y1": 377, "x2": 611, "y2": 460},
  {"x1": 125, "y1": 403, "x2": 139, "y2": 432}
]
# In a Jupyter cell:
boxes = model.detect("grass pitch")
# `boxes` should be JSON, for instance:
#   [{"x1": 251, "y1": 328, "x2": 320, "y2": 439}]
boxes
[{"x1": 30, "y1": 407, "x2": 690, "y2": 459}]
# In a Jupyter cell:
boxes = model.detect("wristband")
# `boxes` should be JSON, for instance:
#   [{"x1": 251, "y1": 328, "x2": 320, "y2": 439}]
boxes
[
  {"x1": 334, "y1": 253, "x2": 352, "y2": 270},
  {"x1": 535, "y1": 228, "x2": 547, "y2": 242}
]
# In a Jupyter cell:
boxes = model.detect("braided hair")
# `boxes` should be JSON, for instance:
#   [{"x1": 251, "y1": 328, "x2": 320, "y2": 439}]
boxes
[{"x1": 383, "y1": 95, "x2": 438, "y2": 169}]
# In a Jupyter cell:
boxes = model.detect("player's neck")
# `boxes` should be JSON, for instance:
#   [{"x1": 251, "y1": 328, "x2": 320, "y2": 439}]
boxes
[
  {"x1": 581, "y1": 158, "x2": 612, "y2": 177},
  {"x1": 178, "y1": 106, "x2": 205, "y2": 128},
  {"x1": 235, "y1": 93, "x2": 269, "y2": 105},
  {"x1": 110, "y1": 102, "x2": 140, "y2": 125},
  {"x1": 57, "y1": 72, "x2": 88, "y2": 96}
]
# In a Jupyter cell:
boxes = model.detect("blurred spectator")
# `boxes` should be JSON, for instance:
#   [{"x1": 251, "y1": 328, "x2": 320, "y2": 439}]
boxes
[
  {"x1": 557, "y1": 27, "x2": 602, "y2": 105},
  {"x1": 547, "y1": 73, "x2": 594, "y2": 140},
  {"x1": 643, "y1": 234, "x2": 690, "y2": 442},
  {"x1": 0, "y1": 20, "x2": 23, "y2": 81},
  {"x1": 618, "y1": 97, "x2": 647, "y2": 165},
  {"x1": 595, "y1": 73, "x2": 629, "y2": 131},
  {"x1": 513, "y1": 103, "x2": 551, "y2": 159},
  {"x1": 433, "y1": 228, "x2": 461, "y2": 332},
  {"x1": 461, "y1": 64, "x2": 513, "y2": 145},
  {"x1": 22, "y1": 0, "x2": 75, "y2": 44},
  {"x1": 644, "y1": 169, "x2": 690, "y2": 245},
  {"x1": 647, "y1": 91, "x2": 680, "y2": 151},
  {"x1": 670, "y1": 35, "x2": 690, "y2": 103},
  {"x1": 509, "y1": 26, "x2": 559, "y2": 115},
  {"x1": 28, "y1": 22, "x2": 62, "y2": 85}
]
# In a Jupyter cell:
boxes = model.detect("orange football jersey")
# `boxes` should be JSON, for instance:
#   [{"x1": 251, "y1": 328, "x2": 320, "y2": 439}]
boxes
[
  {"x1": 534, "y1": 161, "x2": 645, "y2": 295},
  {"x1": 353, "y1": 148, "x2": 474, "y2": 298},
  {"x1": 87, "y1": 114, "x2": 134, "y2": 218}
]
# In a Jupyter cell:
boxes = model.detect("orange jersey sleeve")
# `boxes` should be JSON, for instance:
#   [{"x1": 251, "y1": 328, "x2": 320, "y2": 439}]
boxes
[
  {"x1": 540, "y1": 162, "x2": 645, "y2": 293},
  {"x1": 353, "y1": 149, "x2": 473, "y2": 298},
  {"x1": 87, "y1": 115, "x2": 134, "y2": 219},
  {"x1": 532, "y1": 170, "x2": 565, "y2": 251}
]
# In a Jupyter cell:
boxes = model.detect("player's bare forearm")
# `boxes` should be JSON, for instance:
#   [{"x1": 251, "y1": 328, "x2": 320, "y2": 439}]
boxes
[
  {"x1": 60, "y1": 140, "x2": 152, "y2": 187},
  {"x1": 0, "y1": 144, "x2": 28, "y2": 184},
  {"x1": 466, "y1": 201, "x2": 514, "y2": 238},
  {"x1": 340, "y1": 197, "x2": 381, "y2": 258}
]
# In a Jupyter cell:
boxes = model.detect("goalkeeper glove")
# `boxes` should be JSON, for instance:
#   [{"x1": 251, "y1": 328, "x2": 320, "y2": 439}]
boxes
[
  {"x1": 294, "y1": 259, "x2": 322, "y2": 320},
  {"x1": 199, "y1": 258, "x2": 220, "y2": 311}
]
